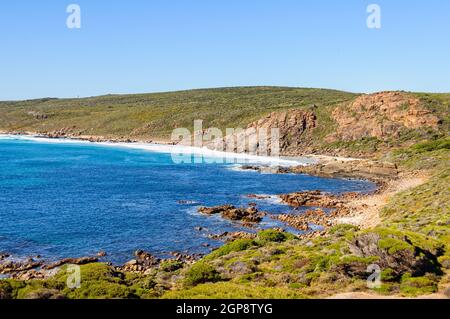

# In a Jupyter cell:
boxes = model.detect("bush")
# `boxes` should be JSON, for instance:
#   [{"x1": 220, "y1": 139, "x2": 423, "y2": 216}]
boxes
[
  {"x1": 204, "y1": 239, "x2": 257, "y2": 260},
  {"x1": 327, "y1": 224, "x2": 359, "y2": 238},
  {"x1": 66, "y1": 281, "x2": 137, "y2": 299},
  {"x1": 378, "y1": 237, "x2": 414, "y2": 254},
  {"x1": 400, "y1": 276, "x2": 438, "y2": 296},
  {"x1": 185, "y1": 262, "x2": 221, "y2": 286},
  {"x1": 0, "y1": 281, "x2": 13, "y2": 299},
  {"x1": 160, "y1": 260, "x2": 184, "y2": 272},
  {"x1": 437, "y1": 255, "x2": 450, "y2": 269},
  {"x1": 17, "y1": 287, "x2": 65, "y2": 299},
  {"x1": 380, "y1": 268, "x2": 397, "y2": 281},
  {"x1": 257, "y1": 229, "x2": 296, "y2": 244},
  {"x1": 48, "y1": 263, "x2": 137, "y2": 299},
  {"x1": 412, "y1": 138, "x2": 450, "y2": 153}
]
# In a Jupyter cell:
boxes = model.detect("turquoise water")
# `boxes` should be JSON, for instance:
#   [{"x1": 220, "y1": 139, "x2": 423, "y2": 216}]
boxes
[{"x1": 0, "y1": 136, "x2": 376, "y2": 263}]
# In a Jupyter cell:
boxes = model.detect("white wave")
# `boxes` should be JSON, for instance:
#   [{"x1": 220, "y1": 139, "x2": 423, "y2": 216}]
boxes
[
  {"x1": 112, "y1": 142, "x2": 305, "y2": 167},
  {"x1": 0, "y1": 134, "x2": 88, "y2": 144},
  {"x1": 0, "y1": 134, "x2": 311, "y2": 167},
  {"x1": 245, "y1": 194, "x2": 283, "y2": 205},
  {"x1": 185, "y1": 206, "x2": 202, "y2": 217},
  {"x1": 226, "y1": 164, "x2": 258, "y2": 172}
]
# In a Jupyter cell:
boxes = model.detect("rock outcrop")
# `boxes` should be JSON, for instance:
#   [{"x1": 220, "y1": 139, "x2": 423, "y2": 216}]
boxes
[
  {"x1": 0, "y1": 256, "x2": 99, "y2": 280},
  {"x1": 0, "y1": 258, "x2": 44, "y2": 274},
  {"x1": 121, "y1": 250, "x2": 161, "y2": 273},
  {"x1": 340, "y1": 232, "x2": 444, "y2": 278},
  {"x1": 327, "y1": 92, "x2": 441, "y2": 142},
  {"x1": 290, "y1": 159, "x2": 398, "y2": 182},
  {"x1": 208, "y1": 231, "x2": 257, "y2": 242},
  {"x1": 198, "y1": 205, "x2": 265, "y2": 223},
  {"x1": 43, "y1": 257, "x2": 99, "y2": 270},
  {"x1": 206, "y1": 109, "x2": 317, "y2": 155},
  {"x1": 279, "y1": 190, "x2": 346, "y2": 208}
]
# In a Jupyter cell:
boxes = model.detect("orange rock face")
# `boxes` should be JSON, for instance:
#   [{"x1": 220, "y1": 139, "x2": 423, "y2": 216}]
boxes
[
  {"x1": 207, "y1": 109, "x2": 317, "y2": 155},
  {"x1": 327, "y1": 92, "x2": 441, "y2": 142}
]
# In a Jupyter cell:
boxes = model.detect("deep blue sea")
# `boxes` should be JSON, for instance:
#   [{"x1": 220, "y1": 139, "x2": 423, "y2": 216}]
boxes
[{"x1": 0, "y1": 136, "x2": 377, "y2": 264}]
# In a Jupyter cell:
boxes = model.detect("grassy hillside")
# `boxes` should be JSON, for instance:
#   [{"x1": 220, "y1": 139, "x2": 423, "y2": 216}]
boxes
[
  {"x1": 0, "y1": 87, "x2": 355, "y2": 140},
  {"x1": 1, "y1": 87, "x2": 448, "y2": 158}
]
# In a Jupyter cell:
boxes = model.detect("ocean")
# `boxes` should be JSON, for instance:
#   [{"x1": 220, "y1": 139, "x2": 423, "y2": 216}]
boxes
[{"x1": 0, "y1": 135, "x2": 376, "y2": 263}]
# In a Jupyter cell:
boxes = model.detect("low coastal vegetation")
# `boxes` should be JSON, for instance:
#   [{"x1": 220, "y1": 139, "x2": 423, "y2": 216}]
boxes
[
  {"x1": 1, "y1": 224, "x2": 447, "y2": 299},
  {"x1": 0, "y1": 87, "x2": 449, "y2": 299}
]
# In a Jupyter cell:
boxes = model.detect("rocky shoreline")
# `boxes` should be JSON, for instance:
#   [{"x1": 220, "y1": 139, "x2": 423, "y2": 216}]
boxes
[
  {"x1": 0, "y1": 186, "x2": 380, "y2": 281},
  {"x1": 0, "y1": 249, "x2": 203, "y2": 281},
  {"x1": 0, "y1": 131, "x2": 400, "y2": 283}
]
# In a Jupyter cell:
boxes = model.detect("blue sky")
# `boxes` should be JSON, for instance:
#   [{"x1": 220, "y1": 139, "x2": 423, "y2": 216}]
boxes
[{"x1": 0, "y1": 0, "x2": 449, "y2": 100}]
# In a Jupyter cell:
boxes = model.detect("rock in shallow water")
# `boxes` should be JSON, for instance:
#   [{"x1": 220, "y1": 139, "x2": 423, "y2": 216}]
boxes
[{"x1": 198, "y1": 205, "x2": 265, "y2": 223}]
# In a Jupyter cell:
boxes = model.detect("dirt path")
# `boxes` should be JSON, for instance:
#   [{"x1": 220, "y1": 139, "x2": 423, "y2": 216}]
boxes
[{"x1": 328, "y1": 277, "x2": 450, "y2": 299}]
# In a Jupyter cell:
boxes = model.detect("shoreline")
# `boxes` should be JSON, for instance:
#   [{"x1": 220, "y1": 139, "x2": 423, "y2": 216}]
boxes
[
  {"x1": 0, "y1": 131, "x2": 408, "y2": 281},
  {"x1": 0, "y1": 132, "x2": 313, "y2": 167},
  {"x1": 1, "y1": 168, "x2": 423, "y2": 280}
]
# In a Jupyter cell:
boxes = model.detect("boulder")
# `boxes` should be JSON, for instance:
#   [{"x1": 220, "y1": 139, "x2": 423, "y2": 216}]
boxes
[
  {"x1": 43, "y1": 256, "x2": 98, "y2": 270},
  {"x1": 343, "y1": 232, "x2": 444, "y2": 278},
  {"x1": 279, "y1": 190, "x2": 343, "y2": 208},
  {"x1": 198, "y1": 205, "x2": 264, "y2": 223}
]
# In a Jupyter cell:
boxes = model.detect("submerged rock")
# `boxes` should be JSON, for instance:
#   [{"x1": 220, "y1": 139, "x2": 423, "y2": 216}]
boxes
[
  {"x1": 247, "y1": 194, "x2": 271, "y2": 200},
  {"x1": 240, "y1": 165, "x2": 290, "y2": 174}
]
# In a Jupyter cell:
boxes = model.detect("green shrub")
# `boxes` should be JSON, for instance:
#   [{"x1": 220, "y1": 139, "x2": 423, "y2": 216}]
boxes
[
  {"x1": 160, "y1": 260, "x2": 184, "y2": 272},
  {"x1": 437, "y1": 255, "x2": 450, "y2": 269},
  {"x1": 17, "y1": 286, "x2": 65, "y2": 299},
  {"x1": 257, "y1": 229, "x2": 296, "y2": 244},
  {"x1": 46, "y1": 263, "x2": 138, "y2": 299},
  {"x1": 378, "y1": 237, "x2": 414, "y2": 254},
  {"x1": 0, "y1": 281, "x2": 13, "y2": 299},
  {"x1": 327, "y1": 224, "x2": 359, "y2": 238},
  {"x1": 380, "y1": 268, "x2": 397, "y2": 281},
  {"x1": 412, "y1": 138, "x2": 450, "y2": 153},
  {"x1": 204, "y1": 239, "x2": 257, "y2": 260},
  {"x1": 65, "y1": 281, "x2": 137, "y2": 299},
  {"x1": 400, "y1": 276, "x2": 438, "y2": 296},
  {"x1": 185, "y1": 262, "x2": 221, "y2": 286}
]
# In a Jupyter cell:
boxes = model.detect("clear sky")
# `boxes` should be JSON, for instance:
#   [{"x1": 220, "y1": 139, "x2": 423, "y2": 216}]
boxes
[{"x1": 1, "y1": 0, "x2": 449, "y2": 100}]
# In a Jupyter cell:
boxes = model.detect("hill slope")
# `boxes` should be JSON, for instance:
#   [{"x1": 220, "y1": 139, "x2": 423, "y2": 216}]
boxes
[
  {"x1": 0, "y1": 87, "x2": 448, "y2": 158},
  {"x1": 0, "y1": 87, "x2": 354, "y2": 141}
]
